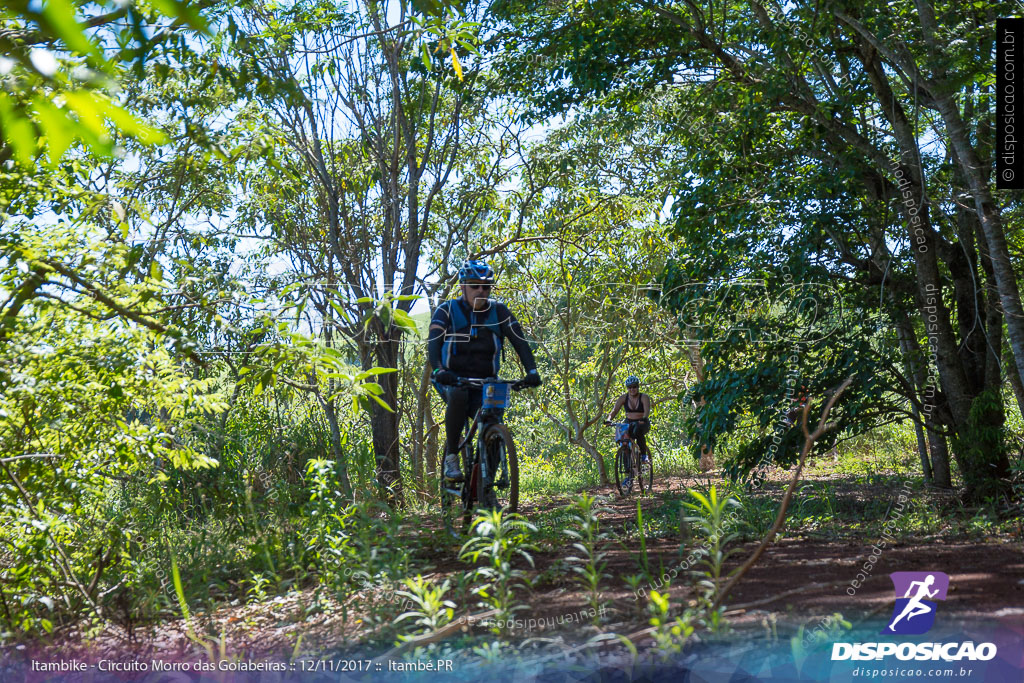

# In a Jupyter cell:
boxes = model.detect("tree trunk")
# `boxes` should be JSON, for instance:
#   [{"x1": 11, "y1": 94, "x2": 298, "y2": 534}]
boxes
[
  {"x1": 321, "y1": 397, "x2": 353, "y2": 499},
  {"x1": 925, "y1": 425, "x2": 952, "y2": 489},
  {"x1": 425, "y1": 401, "x2": 439, "y2": 481},
  {"x1": 411, "y1": 360, "x2": 433, "y2": 492},
  {"x1": 572, "y1": 434, "x2": 610, "y2": 485},
  {"x1": 857, "y1": 44, "x2": 974, "y2": 430},
  {"x1": 367, "y1": 334, "x2": 403, "y2": 506},
  {"x1": 685, "y1": 339, "x2": 715, "y2": 471},
  {"x1": 897, "y1": 327, "x2": 932, "y2": 482},
  {"x1": 1005, "y1": 345, "x2": 1024, "y2": 420},
  {"x1": 860, "y1": 58, "x2": 996, "y2": 494},
  {"x1": 913, "y1": 0, "x2": 1024, "y2": 393}
]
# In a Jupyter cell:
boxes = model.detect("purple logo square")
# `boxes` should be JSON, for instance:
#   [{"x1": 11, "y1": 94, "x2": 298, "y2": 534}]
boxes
[{"x1": 882, "y1": 572, "x2": 949, "y2": 635}]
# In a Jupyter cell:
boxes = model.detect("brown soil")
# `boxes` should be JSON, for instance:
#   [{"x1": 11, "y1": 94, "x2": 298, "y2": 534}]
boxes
[{"x1": 28, "y1": 472, "x2": 1024, "y2": 663}]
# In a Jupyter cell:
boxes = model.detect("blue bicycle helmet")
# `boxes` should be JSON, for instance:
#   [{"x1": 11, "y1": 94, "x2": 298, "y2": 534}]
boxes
[
  {"x1": 458, "y1": 259, "x2": 495, "y2": 283},
  {"x1": 625, "y1": 375, "x2": 640, "y2": 388}
]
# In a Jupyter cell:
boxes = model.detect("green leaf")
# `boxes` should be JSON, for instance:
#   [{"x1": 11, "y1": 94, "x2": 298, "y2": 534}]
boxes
[
  {"x1": 33, "y1": 97, "x2": 73, "y2": 165},
  {"x1": 40, "y1": 0, "x2": 99, "y2": 58},
  {"x1": 94, "y1": 96, "x2": 168, "y2": 145},
  {"x1": 62, "y1": 91, "x2": 111, "y2": 153},
  {"x1": 354, "y1": 367, "x2": 398, "y2": 380},
  {"x1": 328, "y1": 299, "x2": 351, "y2": 323},
  {"x1": 169, "y1": 547, "x2": 192, "y2": 627},
  {"x1": 0, "y1": 93, "x2": 37, "y2": 167},
  {"x1": 149, "y1": 0, "x2": 210, "y2": 34},
  {"x1": 392, "y1": 308, "x2": 419, "y2": 336}
]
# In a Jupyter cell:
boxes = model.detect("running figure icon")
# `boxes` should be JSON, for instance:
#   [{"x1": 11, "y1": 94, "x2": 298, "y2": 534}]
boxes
[
  {"x1": 888, "y1": 575, "x2": 938, "y2": 631},
  {"x1": 883, "y1": 571, "x2": 949, "y2": 635}
]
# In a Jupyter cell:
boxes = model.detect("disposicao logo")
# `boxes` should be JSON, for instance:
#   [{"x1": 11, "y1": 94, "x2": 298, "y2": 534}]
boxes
[
  {"x1": 883, "y1": 571, "x2": 949, "y2": 635},
  {"x1": 831, "y1": 571, "x2": 998, "y2": 662}
]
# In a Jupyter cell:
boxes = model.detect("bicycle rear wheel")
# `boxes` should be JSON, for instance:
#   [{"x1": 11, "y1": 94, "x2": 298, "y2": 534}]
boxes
[
  {"x1": 614, "y1": 445, "x2": 633, "y2": 497},
  {"x1": 480, "y1": 424, "x2": 519, "y2": 514},
  {"x1": 638, "y1": 449, "x2": 653, "y2": 495}
]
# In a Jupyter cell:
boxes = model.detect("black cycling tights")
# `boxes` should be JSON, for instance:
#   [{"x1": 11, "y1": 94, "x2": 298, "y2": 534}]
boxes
[
  {"x1": 442, "y1": 386, "x2": 481, "y2": 455},
  {"x1": 628, "y1": 419, "x2": 650, "y2": 456}
]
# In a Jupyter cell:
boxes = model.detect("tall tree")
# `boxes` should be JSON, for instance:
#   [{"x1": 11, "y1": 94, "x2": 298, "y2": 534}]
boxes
[
  {"x1": 231, "y1": 0, "x2": 489, "y2": 503},
  {"x1": 490, "y1": 0, "x2": 1020, "y2": 499}
]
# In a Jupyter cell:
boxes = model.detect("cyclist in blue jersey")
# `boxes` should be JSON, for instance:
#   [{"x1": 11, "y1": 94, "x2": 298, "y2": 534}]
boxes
[{"x1": 428, "y1": 260, "x2": 542, "y2": 482}]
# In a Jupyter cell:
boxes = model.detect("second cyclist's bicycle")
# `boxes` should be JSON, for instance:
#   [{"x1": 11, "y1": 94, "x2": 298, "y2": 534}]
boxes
[
  {"x1": 606, "y1": 420, "x2": 652, "y2": 497},
  {"x1": 441, "y1": 376, "x2": 523, "y2": 534}
]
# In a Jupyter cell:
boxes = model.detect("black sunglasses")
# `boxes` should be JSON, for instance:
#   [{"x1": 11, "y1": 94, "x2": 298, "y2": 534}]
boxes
[{"x1": 466, "y1": 283, "x2": 493, "y2": 291}]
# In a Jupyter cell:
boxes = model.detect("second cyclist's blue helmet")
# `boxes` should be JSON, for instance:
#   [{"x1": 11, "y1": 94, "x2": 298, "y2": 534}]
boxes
[
  {"x1": 459, "y1": 260, "x2": 495, "y2": 283},
  {"x1": 625, "y1": 375, "x2": 640, "y2": 388}
]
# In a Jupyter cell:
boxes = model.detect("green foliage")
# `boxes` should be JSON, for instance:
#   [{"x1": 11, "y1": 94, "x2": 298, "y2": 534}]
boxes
[
  {"x1": 3, "y1": 0, "x2": 1020, "y2": 656},
  {"x1": 646, "y1": 589, "x2": 695, "y2": 661},
  {"x1": 0, "y1": 0, "x2": 206, "y2": 167},
  {"x1": 633, "y1": 500, "x2": 649, "y2": 577},
  {"x1": 563, "y1": 494, "x2": 612, "y2": 625},
  {"x1": 952, "y1": 390, "x2": 1010, "y2": 501},
  {"x1": 490, "y1": 0, "x2": 1019, "y2": 499},
  {"x1": 459, "y1": 509, "x2": 536, "y2": 634},
  {"x1": 683, "y1": 485, "x2": 741, "y2": 631},
  {"x1": 245, "y1": 573, "x2": 273, "y2": 605},
  {"x1": 393, "y1": 575, "x2": 456, "y2": 641},
  {"x1": 792, "y1": 613, "x2": 852, "y2": 673}
]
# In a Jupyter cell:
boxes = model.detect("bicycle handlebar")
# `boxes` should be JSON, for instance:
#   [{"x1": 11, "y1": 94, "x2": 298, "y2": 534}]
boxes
[{"x1": 457, "y1": 376, "x2": 526, "y2": 391}]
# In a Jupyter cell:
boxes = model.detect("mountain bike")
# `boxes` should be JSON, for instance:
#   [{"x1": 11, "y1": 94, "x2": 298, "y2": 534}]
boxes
[
  {"x1": 441, "y1": 377, "x2": 524, "y2": 535},
  {"x1": 605, "y1": 420, "x2": 652, "y2": 496}
]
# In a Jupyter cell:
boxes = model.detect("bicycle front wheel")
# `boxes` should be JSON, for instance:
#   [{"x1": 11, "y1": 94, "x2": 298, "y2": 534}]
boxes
[
  {"x1": 480, "y1": 424, "x2": 519, "y2": 514},
  {"x1": 614, "y1": 445, "x2": 633, "y2": 497},
  {"x1": 440, "y1": 472, "x2": 459, "y2": 537}
]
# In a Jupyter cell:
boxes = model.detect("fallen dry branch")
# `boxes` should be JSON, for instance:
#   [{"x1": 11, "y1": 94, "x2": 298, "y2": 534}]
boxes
[
  {"x1": 712, "y1": 377, "x2": 853, "y2": 611},
  {"x1": 372, "y1": 608, "x2": 497, "y2": 661},
  {"x1": 723, "y1": 580, "x2": 842, "y2": 614}
]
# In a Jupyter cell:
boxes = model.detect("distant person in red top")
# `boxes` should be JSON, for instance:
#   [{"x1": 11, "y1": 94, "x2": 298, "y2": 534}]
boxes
[
  {"x1": 786, "y1": 384, "x2": 809, "y2": 426},
  {"x1": 607, "y1": 375, "x2": 651, "y2": 462}
]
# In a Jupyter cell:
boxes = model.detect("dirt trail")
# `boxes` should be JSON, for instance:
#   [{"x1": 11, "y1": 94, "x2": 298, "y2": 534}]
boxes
[
  {"x1": 36, "y1": 472, "x2": 1024, "y2": 662},
  {"x1": 513, "y1": 473, "x2": 1024, "y2": 639}
]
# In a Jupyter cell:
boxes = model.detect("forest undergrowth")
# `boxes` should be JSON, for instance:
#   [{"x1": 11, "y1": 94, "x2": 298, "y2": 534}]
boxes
[{"x1": 10, "y1": 431, "x2": 1022, "y2": 667}]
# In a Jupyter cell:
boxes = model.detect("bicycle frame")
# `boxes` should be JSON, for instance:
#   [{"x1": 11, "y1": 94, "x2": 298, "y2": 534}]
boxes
[
  {"x1": 608, "y1": 419, "x2": 644, "y2": 496},
  {"x1": 444, "y1": 377, "x2": 520, "y2": 513},
  {"x1": 455, "y1": 400, "x2": 507, "y2": 488},
  {"x1": 460, "y1": 378, "x2": 516, "y2": 481}
]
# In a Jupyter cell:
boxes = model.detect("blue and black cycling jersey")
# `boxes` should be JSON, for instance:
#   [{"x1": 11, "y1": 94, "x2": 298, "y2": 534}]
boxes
[{"x1": 427, "y1": 297, "x2": 537, "y2": 379}]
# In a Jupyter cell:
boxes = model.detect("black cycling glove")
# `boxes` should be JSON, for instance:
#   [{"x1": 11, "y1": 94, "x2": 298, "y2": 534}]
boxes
[{"x1": 433, "y1": 368, "x2": 457, "y2": 386}]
